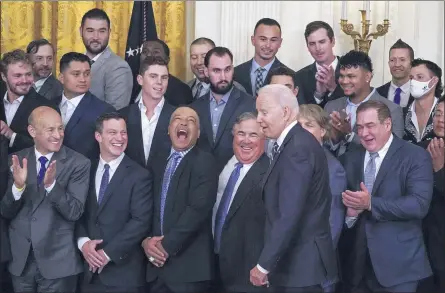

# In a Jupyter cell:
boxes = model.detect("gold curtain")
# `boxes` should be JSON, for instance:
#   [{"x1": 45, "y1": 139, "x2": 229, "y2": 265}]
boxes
[{"x1": 0, "y1": 1, "x2": 187, "y2": 80}]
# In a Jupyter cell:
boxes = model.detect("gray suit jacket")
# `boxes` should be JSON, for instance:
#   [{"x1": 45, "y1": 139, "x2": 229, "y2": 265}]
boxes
[
  {"x1": 0, "y1": 146, "x2": 90, "y2": 279},
  {"x1": 38, "y1": 74, "x2": 63, "y2": 101},
  {"x1": 90, "y1": 47, "x2": 133, "y2": 110},
  {"x1": 324, "y1": 89, "x2": 404, "y2": 156},
  {"x1": 187, "y1": 78, "x2": 247, "y2": 98}
]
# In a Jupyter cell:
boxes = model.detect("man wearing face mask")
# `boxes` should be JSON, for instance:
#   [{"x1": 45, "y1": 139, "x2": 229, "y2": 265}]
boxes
[{"x1": 403, "y1": 59, "x2": 443, "y2": 145}]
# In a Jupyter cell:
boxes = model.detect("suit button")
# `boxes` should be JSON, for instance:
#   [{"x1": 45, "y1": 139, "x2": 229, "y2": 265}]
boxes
[{"x1": 31, "y1": 217, "x2": 36, "y2": 221}]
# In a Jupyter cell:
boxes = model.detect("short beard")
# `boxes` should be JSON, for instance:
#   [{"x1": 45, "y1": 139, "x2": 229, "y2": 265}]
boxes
[{"x1": 210, "y1": 80, "x2": 233, "y2": 95}]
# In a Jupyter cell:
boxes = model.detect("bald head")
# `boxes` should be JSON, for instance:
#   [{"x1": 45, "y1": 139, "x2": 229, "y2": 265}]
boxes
[
  {"x1": 28, "y1": 106, "x2": 60, "y2": 127},
  {"x1": 27, "y1": 106, "x2": 64, "y2": 155}
]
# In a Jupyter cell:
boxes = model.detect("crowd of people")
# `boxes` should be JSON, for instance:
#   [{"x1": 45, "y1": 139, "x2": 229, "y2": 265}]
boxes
[{"x1": 0, "y1": 7, "x2": 444, "y2": 293}]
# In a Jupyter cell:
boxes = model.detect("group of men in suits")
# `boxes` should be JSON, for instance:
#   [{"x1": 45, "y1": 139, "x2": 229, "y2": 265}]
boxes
[{"x1": 0, "y1": 8, "x2": 444, "y2": 293}]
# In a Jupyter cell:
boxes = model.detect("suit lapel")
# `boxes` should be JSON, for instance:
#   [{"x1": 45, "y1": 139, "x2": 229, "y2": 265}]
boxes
[
  {"x1": 64, "y1": 93, "x2": 91, "y2": 137},
  {"x1": 10, "y1": 93, "x2": 34, "y2": 130},
  {"x1": 148, "y1": 103, "x2": 173, "y2": 164},
  {"x1": 308, "y1": 62, "x2": 317, "y2": 97},
  {"x1": 244, "y1": 60, "x2": 253, "y2": 94},
  {"x1": 38, "y1": 75, "x2": 54, "y2": 97},
  {"x1": 127, "y1": 104, "x2": 146, "y2": 165},
  {"x1": 197, "y1": 95, "x2": 214, "y2": 147},
  {"x1": 89, "y1": 161, "x2": 100, "y2": 215},
  {"x1": 214, "y1": 88, "x2": 240, "y2": 145},
  {"x1": 372, "y1": 137, "x2": 403, "y2": 195}
]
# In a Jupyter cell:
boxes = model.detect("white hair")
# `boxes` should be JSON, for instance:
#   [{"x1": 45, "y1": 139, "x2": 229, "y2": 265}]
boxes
[{"x1": 258, "y1": 84, "x2": 299, "y2": 115}]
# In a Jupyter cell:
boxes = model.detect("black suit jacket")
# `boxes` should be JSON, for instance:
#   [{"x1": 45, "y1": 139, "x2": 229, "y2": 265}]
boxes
[
  {"x1": 146, "y1": 147, "x2": 218, "y2": 283},
  {"x1": 219, "y1": 154, "x2": 269, "y2": 292},
  {"x1": 0, "y1": 136, "x2": 11, "y2": 263},
  {"x1": 0, "y1": 88, "x2": 59, "y2": 154},
  {"x1": 234, "y1": 58, "x2": 286, "y2": 96},
  {"x1": 376, "y1": 81, "x2": 414, "y2": 108},
  {"x1": 38, "y1": 75, "x2": 63, "y2": 101},
  {"x1": 190, "y1": 87, "x2": 256, "y2": 173},
  {"x1": 119, "y1": 101, "x2": 176, "y2": 169},
  {"x1": 259, "y1": 123, "x2": 337, "y2": 287},
  {"x1": 76, "y1": 155, "x2": 153, "y2": 287},
  {"x1": 294, "y1": 58, "x2": 344, "y2": 107},
  {"x1": 55, "y1": 92, "x2": 115, "y2": 161}
]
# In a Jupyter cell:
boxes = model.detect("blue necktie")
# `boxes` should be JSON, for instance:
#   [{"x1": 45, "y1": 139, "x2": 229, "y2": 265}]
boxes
[
  {"x1": 255, "y1": 67, "x2": 266, "y2": 96},
  {"x1": 37, "y1": 156, "x2": 48, "y2": 185},
  {"x1": 272, "y1": 142, "x2": 280, "y2": 159},
  {"x1": 214, "y1": 162, "x2": 243, "y2": 253},
  {"x1": 394, "y1": 87, "x2": 402, "y2": 105},
  {"x1": 97, "y1": 164, "x2": 110, "y2": 204},
  {"x1": 160, "y1": 152, "x2": 182, "y2": 234}
]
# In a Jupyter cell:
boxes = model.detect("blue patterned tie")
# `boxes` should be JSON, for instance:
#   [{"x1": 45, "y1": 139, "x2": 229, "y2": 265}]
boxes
[
  {"x1": 37, "y1": 156, "x2": 48, "y2": 185},
  {"x1": 394, "y1": 87, "x2": 402, "y2": 105},
  {"x1": 255, "y1": 67, "x2": 266, "y2": 96},
  {"x1": 272, "y1": 142, "x2": 280, "y2": 160},
  {"x1": 214, "y1": 162, "x2": 243, "y2": 253},
  {"x1": 160, "y1": 152, "x2": 182, "y2": 234},
  {"x1": 364, "y1": 153, "x2": 379, "y2": 193},
  {"x1": 97, "y1": 164, "x2": 110, "y2": 204}
]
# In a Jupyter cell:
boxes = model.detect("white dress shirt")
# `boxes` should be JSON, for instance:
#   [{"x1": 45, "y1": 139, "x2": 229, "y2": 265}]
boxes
[
  {"x1": 33, "y1": 74, "x2": 52, "y2": 93},
  {"x1": 408, "y1": 97, "x2": 438, "y2": 142},
  {"x1": 314, "y1": 57, "x2": 339, "y2": 104},
  {"x1": 60, "y1": 93, "x2": 85, "y2": 126},
  {"x1": 387, "y1": 80, "x2": 411, "y2": 107},
  {"x1": 212, "y1": 155, "x2": 255, "y2": 235},
  {"x1": 11, "y1": 148, "x2": 55, "y2": 200},
  {"x1": 77, "y1": 152, "x2": 126, "y2": 260},
  {"x1": 3, "y1": 93, "x2": 24, "y2": 147},
  {"x1": 139, "y1": 97, "x2": 165, "y2": 161},
  {"x1": 345, "y1": 134, "x2": 394, "y2": 228}
]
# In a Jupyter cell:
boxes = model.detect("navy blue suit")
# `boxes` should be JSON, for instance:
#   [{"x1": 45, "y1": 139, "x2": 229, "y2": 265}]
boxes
[{"x1": 56, "y1": 92, "x2": 115, "y2": 161}]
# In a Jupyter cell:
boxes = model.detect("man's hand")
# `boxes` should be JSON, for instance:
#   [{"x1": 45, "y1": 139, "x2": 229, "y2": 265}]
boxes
[
  {"x1": 346, "y1": 207, "x2": 363, "y2": 217},
  {"x1": 330, "y1": 110, "x2": 352, "y2": 136},
  {"x1": 342, "y1": 183, "x2": 371, "y2": 211},
  {"x1": 142, "y1": 236, "x2": 168, "y2": 267},
  {"x1": 81, "y1": 239, "x2": 105, "y2": 270},
  {"x1": 97, "y1": 249, "x2": 110, "y2": 273},
  {"x1": 427, "y1": 137, "x2": 444, "y2": 172},
  {"x1": 318, "y1": 64, "x2": 337, "y2": 92},
  {"x1": 11, "y1": 155, "x2": 27, "y2": 189},
  {"x1": 250, "y1": 266, "x2": 268, "y2": 287},
  {"x1": 43, "y1": 160, "x2": 57, "y2": 188},
  {"x1": 0, "y1": 120, "x2": 13, "y2": 139}
]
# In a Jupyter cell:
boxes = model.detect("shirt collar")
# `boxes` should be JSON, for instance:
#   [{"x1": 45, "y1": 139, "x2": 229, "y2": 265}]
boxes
[
  {"x1": 3, "y1": 92, "x2": 24, "y2": 104},
  {"x1": 276, "y1": 120, "x2": 299, "y2": 147},
  {"x1": 316, "y1": 56, "x2": 338, "y2": 72},
  {"x1": 61, "y1": 93, "x2": 85, "y2": 108},
  {"x1": 138, "y1": 96, "x2": 165, "y2": 114},
  {"x1": 229, "y1": 154, "x2": 256, "y2": 169},
  {"x1": 210, "y1": 87, "x2": 233, "y2": 104},
  {"x1": 168, "y1": 146, "x2": 194, "y2": 160},
  {"x1": 34, "y1": 148, "x2": 54, "y2": 163},
  {"x1": 410, "y1": 96, "x2": 439, "y2": 116},
  {"x1": 347, "y1": 88, "x2": 375, "y2": 106},
  {"x1": 390, "y1": 80, "x2": 411, "y2": 93},
  {"x1": 34, "y1": 73, "x2": 52, "y2": 87},
  {"x1": 90, "y1": 46, "x2": 108, "y2": 62},
  {"x1": 252, "y1": 57, "x2": 276, "y2": 73},
  {"x1": 368, "y1": 134, "x2": 393, "y2": 158},
  {"x1": 99, "y1": 152, "x2": 125, "y2": 172},
  {"x1": 195, "y1": 79, "x2": 210, "y2": 89}
]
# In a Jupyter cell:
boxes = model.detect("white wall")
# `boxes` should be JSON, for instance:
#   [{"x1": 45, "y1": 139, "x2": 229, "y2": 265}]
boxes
[{"x1": 193, "y1": 1, "x2": 444, "y2": 87}]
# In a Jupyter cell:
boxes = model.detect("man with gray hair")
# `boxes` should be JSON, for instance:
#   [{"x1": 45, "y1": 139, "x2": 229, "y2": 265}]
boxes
[
  {"x1": 250, "y1": 84, "x2": 337, "y2": 292},
  {"x1": 212, "y1": 112, "x2": 269, "y2": 292}
]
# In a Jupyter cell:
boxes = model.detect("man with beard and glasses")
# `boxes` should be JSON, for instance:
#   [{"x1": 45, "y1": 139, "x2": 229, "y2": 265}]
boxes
[
  {"x1": 191, "y1": 47, "x2": 255, "y2": 173},
  {"x1": 187, "y1": 37, "x2": 246, "y2": 100},
  {"x1": 26, "y1": 39, "x2": 63, "y2": 101},
  {"x1": 80, "y1": 8, "x2": 133, "y2": 110},
  {"x1": 0, "y1": 49, "x2": 58, "y2": 154}
]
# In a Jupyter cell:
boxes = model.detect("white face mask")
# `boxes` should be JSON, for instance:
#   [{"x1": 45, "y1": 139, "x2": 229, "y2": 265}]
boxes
[{"x1": 410, "y1": 78, "x2": 435, "y2": 99}]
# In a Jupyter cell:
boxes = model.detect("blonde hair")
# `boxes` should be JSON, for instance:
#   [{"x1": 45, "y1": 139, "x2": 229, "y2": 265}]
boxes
[{"x1": 298, "y1": 104, "x2": 332, "y2": 141}]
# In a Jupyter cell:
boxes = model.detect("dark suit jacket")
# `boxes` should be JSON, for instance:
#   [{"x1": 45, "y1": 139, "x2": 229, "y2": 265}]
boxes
[
  {"x1": 219, "y1": 154, "x2": 269, "y2": 293},
  {"x1": 259, "y1": 123, "x2": 337, "y2": 287},
  {"x1": 342, "y1": 136, "x2": 433, "y2": 288},
  {"x1": 403, "y1": 101, "x2": 437, "y2": 145},
  {"x1": 0, "y1": 88, "x2": 59, "y2": 154},
  {"x1": 38, "y1": 75, "x2": 63, "y2": 101},
  {"x1": 0, "y1": 136, "x2": 11, "y2": 263},
  {"x1": 119, "y1": 101, "x2": 176, "y2": 169},
  {"x1": 190, "y1": 87, "x2": 256, "y2": 173},
  {"x1": 376, "y1": 81, "x2": 414, "y2": 108},
  {"x1": 55, "y1": 92, "x2": 115, "y2": 161},
  {"x1": 146, "y1": 147, "x2": 218, "y2": 283},
  {"x1": 77, "y1": 155, "x2": 153, "y2": 286},
  {"x1": 234, "y1": 58, "x2": 287, "y2": 96},
  {"x1": 294, "y1": 58, "x2": 344, "y2": 107}
]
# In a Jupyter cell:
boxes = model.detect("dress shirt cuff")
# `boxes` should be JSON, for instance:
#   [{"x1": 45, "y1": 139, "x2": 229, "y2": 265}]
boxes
[
  {"x1": 44, "y1": 181, "x2": 56, "y2": 194},
  {"x1": 314, "y1": 94, "x2": 324, "y2": 104},
  {"x1": 346, "y1": 132, "x2": 355, "y2": 143},
  {"x1": 257, "y1": 264, "x2": 269, "y2": 274},
  {"x1": 9, "y1": 132, "x2": 17, "y2": 147},
  {"x1": 102, "y1": 250, "x2": 111, "y2": 261},
  {"x1": 368, "y1": 196, "x2": 372, "y2": 211},
  {"x1": 77, "y1": 237, "x2": 91, "y2": 251},
  {"x1": 12, "y1": 183, "x2": 25, "y2": 200},
  {"x1": 327, "y1": 91, "x2": 334, "y2": 97},
  {"x1": 345, "y1": 216, "x2": 358, "y2": 228}
]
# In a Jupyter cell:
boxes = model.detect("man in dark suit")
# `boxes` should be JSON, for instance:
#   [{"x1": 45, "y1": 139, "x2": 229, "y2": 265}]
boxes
[
  {"x1": 26, "y1": 39, "x2": 63, "y2": 101},
  {"x1": 120, "y1": 56, "x2": 176, "y2": 169},
  {"x1": 251, "y1": 84, "x2": 337, "y2": 292},
  {"x1": 234, "y1": 18, "x2": 291, "y2": 97},
  {"x1": 213, "y1": 112, "x2": 269, "y2": 293},
  {"x1": 341, "y1": 100, "x2": 433, "y2": 293},
  {"x1": 0, "y1": 106, "x2": 90, "y2": 292},
  {"x1": 294, "y1": 21, "x2": 344, "y2": 106},
  {"x1": 55, "y1": 52, "x2": 115, "y2": 161},
  {"x1": 143, "y1": 106, "x2": 217, "y2": 293},
  {"x1": 76, "y1": 112, "x2": 152, "y2": 292},
  {"x1": 0, "y1": 49, "x2": 59, "y2": 154},
  {"x1": 132, "y1": 39, "x2": 193, "y2": 106},
  {"x1": 376, "y1": 39, "x2": 414, "y2": 108},
  {"x1": 191, "y1": 47, "x2": 256, "y2": 173}
]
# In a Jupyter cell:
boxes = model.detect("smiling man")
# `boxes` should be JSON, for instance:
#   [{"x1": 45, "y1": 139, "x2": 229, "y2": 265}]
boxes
[{"x1": 143, "y1": 106, "x2": 218, "y2": 293}]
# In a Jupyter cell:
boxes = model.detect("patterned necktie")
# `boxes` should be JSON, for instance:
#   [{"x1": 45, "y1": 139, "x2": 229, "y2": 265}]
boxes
[
  {"x1": 214, "y1": 162, "x2": 243, "y2": 253},
  {"x1": 194, "y1": 82, "x2": 203, "y2": 100},
  {"x1": 160, "y1": 152, "x2": 182, "y2": 234},
  {"x1": 37, "y1": 156, "x2": 48, "y2": 185},
  {"x1": 272, "y1": 142, "x2": 280, "y2": 159},
  {"x1": 364, "y1": 152, "x2": 379, "y2": 194},
  {"x1": 255, "y1": 67, "x2": 266, "y2": 96},
  {"x1": 97, "y1": 164, "x2": 110, "y2": 204},
  {"x1": 394, "y1": 87, "x2": 402, "y2": 105}
]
